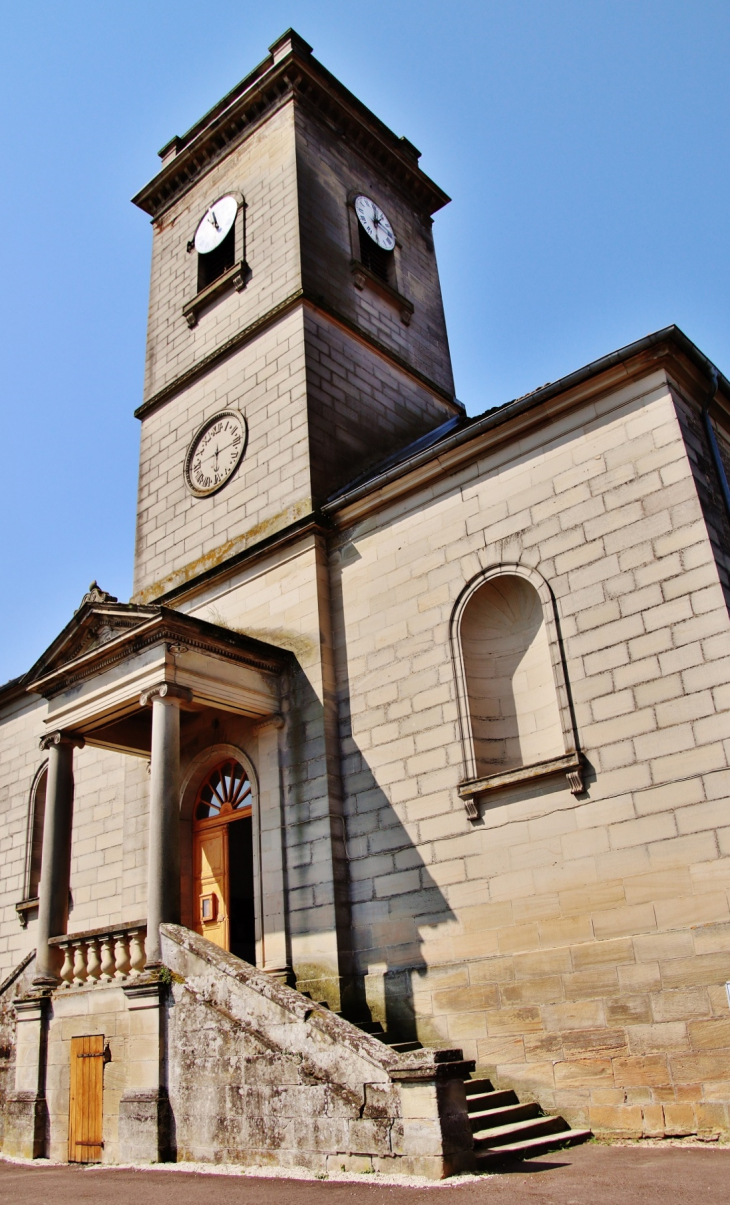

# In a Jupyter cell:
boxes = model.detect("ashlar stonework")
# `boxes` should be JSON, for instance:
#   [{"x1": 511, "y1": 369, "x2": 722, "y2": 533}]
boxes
[{"x1": 1, "y1": 27, "x2": 729, "y2": 1172}]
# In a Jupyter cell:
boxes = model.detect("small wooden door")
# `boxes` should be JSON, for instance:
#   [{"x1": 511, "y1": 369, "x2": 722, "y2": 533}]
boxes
[{"x1": 68, "y1": 1035, "x2": 104, "y2": 1162}]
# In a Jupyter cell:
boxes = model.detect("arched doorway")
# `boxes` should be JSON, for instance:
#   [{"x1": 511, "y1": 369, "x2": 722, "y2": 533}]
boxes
[{"x1": 192, "y1": 758, "x2": 256, "y2": 963}]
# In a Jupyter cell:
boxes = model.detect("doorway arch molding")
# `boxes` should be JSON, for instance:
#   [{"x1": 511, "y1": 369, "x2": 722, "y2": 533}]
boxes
[
  {"x1": 449, "y1": 562, "x2": 582, "y2": 793},
  {"x1": 179, "y1": 743, "x2": 263, "y2": 963}
]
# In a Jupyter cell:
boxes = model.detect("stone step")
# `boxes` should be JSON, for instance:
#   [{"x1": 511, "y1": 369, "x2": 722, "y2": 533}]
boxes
[
  {"x1": 466, "y1": 1089, "x2": 518, "y2": 1112},
  {"x1": 474, "y1": 1128, "x2": 593, "y2": 1166},
  {"x1": 464, "y1": 1078, "x2": 495, "y2": 1096},
  {"x1": 473, "y1": 1113, "x2": 568, "y2": 1149},
  {"x1": 469, "y1": 1101, "x2": 542, "y2": 1129},
  {"x1": 385, "y1": 1039, "x2": 423, "y2": 1053}
]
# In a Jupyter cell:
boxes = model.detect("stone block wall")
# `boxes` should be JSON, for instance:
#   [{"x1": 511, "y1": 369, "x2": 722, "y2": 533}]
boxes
[
  {"x1": 0, "y1": 692, "x2": 48, "y2": 974},
  {"x1": 330, "y1": 368, "x2": 730, "y2": 1138},
  {"x1": 295, "y1": 104, "x2": 454, "y2": 397},
  {"x1": 0, "y1": 687, "x2": 151, "y2": 985},
  {"x1": 304, "y1": 307, "x2": 457, "y2": 505},
  {"x1": 181, "y1": 534, "x2": 349, "y2": 1005},
  {"x1": 142, "y1": 100, "x2": 301, "y2": 402},
  {"x1": 133, "y1": 307, "x2": 312, "y2": 602},
  {"x1": 0, "y1": 953, "x2": 35, "y2": 1152}
]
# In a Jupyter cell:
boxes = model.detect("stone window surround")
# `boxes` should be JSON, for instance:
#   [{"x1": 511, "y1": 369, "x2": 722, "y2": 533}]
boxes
[
  {"x1": 345, "y1": 190, "x2": 414, "y2": 326},
  {"x1": 15, "y1": 760, "x2": 48, "y2": 927},
  {"x1": 450, "y1": 562, "x2": 584, "y2": 817},
  {"x1": 182, "y1": 190, "x2": 250, "y2": 329}
]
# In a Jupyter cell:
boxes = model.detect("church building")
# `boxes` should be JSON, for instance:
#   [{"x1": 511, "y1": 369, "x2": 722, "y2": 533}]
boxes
[{"x1": 1, "y1": 30, "x2": 729, "y2": 1174}]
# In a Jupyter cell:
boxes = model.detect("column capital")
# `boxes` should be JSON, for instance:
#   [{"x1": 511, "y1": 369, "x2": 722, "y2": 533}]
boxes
[
  {"x1": 39, "y1": 731, "x2": 85, "y2": 752},
  {"x1": 253, "y1": 713, "x2": 285, "y2": 734},
  {"x1": 140, "y1": 682, "x2": 193, "y2": 708}
]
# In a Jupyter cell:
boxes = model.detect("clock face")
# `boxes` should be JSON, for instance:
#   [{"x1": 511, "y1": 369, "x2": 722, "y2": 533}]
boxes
[
  {"x1": 185, "y1": 410, "x2": 248, "y2": 497},
  {"x1": 354, "y1": 195, "x2": 396, "y2": 251},
  {"x1": 193, "y1": 195, "x2": 238, "y2": 255}
]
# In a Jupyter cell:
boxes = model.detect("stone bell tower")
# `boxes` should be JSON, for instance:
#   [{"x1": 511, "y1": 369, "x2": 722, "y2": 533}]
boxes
[
  {"x1": 131, "y1": 28, "x2": 459, "y2": 605},
  {"x1": 129, "y1": 29, "x2": 459, "y2": 1011}
]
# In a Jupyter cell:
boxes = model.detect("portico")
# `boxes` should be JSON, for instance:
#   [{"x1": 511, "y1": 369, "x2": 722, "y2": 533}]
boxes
[{"x1": 26, "y1": 598, "x2": 295, "y2": 982}]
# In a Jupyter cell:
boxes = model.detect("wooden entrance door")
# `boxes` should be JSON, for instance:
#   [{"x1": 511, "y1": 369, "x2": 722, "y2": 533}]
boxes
[
  {"x1": 193, "y1": 759, "x2": 253, "y2": 953},
  {"x1": 68, "y1": 1034, "x2": 104, "y2": 1162}
]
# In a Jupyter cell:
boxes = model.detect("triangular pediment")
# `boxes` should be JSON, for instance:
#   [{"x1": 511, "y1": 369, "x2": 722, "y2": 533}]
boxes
[{"x1": 26, "y1": 585, "x2": 160, "y2": 688}]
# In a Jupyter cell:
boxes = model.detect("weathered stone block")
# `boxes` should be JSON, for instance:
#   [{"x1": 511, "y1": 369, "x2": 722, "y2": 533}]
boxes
[{"x1": 118, "y1": 1087, "x2": 174, "y2": 1163}]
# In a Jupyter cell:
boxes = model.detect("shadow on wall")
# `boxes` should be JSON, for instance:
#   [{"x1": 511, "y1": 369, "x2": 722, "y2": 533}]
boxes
[{"x1": 328, "y1": 542, "x2": 457, "y2": 1043}]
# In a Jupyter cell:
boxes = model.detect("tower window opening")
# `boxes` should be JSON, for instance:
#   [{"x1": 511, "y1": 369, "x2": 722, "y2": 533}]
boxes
[
  {"x1": 359, "y1": 224, "x2": 393, "y2": 284},
  {"x1": 198, "y1": 224, "x2": 235, "y2": 292}
]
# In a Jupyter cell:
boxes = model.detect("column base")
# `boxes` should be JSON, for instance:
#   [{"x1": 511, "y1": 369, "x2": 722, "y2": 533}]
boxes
[
  {"x1": 119, "y1": 1088, "x2": 175, "y2": 1163},
  {"x1": 3, "y1": 1091, "x2": 48, "y2": 1159}
]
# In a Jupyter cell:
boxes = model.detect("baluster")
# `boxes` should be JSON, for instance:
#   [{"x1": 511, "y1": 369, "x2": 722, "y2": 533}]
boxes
[
  {"x1": 72, "y1": 940, "x2": 87, "y2": 986},
  {"x1": 59, "y1": 942, "x2": 74, "y2": 988},
  {"x1": 86, "y1": 938, "x2": 101, "y2": 984},
  {"x1": 128, "y1": 930, "x2": 146, "y2": 977},
  {"x1": 114, "y1": 932, "x2": 131, "y2": 980},
  {"x1": 99, "y1": 935, "x2": 115, "y2": 982}
]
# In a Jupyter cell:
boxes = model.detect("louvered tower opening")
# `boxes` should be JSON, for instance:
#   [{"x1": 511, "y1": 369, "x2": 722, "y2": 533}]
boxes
[
  {"x1": 198, "y1": 225, "x2": 235, "y2": 291},
  {"x1": 359, "y1": 224, "x2": 393, "y2": 283}
]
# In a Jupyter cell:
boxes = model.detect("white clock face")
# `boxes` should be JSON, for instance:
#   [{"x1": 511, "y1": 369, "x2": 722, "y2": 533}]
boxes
[
  {"x1": 193, "y1": 195, "x2": 238, "y2": 255},
  {"x1": 354, "y1": 195, "x2": 396, "y2": 251},
  {"x1": 185, "y1": 410, "x2": 248, "y2": 497}
]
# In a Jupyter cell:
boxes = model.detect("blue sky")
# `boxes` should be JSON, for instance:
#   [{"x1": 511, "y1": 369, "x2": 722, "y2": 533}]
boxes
[{"x1": 2, "y1": 1, "x2": 730, "y2": 682}]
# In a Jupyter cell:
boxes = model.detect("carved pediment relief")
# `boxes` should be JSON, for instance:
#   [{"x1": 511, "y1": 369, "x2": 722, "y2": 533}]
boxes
[{"x1": 75, "y1": 580, "x2": 118, "y2": 612}]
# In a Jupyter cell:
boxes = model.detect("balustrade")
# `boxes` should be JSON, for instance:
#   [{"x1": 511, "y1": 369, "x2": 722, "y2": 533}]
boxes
[{"x1": 49, "y1": 922, "x2": 147, "y2": 988}]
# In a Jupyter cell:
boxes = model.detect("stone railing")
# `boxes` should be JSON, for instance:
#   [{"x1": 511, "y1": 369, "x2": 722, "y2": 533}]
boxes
[{"x1": 49, "y1": 922, "x2": 147, "y2": 988}]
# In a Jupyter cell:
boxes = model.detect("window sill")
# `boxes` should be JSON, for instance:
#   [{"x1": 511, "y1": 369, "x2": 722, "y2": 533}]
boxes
[
  {"x1": 349, "y1": 260, "x2": 414, "y2": 326},
  {"x1": 15, "y1": 897, "x2": 39, "y2": 928},
  {"x1": 183, "y1": 260, "x2": 250, "y2": 329},
  {"x1": 458, "y1": 753, "x2": 584, "y2": 818}
]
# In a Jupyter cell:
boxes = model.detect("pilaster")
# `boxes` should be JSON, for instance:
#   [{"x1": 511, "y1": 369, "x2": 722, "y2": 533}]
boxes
[{"x1": 118, "y1": 981, "x2": 172, "y2": 1163}]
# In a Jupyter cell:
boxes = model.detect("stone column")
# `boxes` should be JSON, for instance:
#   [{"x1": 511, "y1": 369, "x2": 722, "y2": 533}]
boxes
[
  {"x1": 34, "y1": 731, "x2": 84, "y2": 985},
  {"x1": 141, "y1": 684, "x2": 190, "y2": 966}
]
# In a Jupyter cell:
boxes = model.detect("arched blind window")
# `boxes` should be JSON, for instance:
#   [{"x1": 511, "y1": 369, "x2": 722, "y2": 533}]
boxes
[
  {"x1": 24, "y1": 764, "x2": 47, "y2": 900},
  {"x1": 460, "y1": 575, "x2": 564, "y2": 777}
]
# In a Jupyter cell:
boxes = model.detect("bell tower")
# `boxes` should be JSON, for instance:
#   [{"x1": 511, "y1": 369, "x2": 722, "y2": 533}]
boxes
[{"x1": 131, "y1": 29, "x2": 459, "y2": 603}]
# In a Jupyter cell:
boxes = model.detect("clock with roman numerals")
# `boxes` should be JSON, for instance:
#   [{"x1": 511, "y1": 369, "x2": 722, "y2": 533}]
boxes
[{"x1": 185, "y1": 410, "x2": 248, "y2": 497}]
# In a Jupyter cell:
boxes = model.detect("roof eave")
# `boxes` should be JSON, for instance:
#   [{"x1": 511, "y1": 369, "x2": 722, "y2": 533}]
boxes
[{"x1": 323, "y1": 325, "x2": 729, "y2": 520}]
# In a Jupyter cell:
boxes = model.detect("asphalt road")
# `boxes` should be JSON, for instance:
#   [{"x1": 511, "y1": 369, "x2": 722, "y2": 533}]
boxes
[{"x1": 1, "y1": 1145, "x2": 729, "y2": 1205}]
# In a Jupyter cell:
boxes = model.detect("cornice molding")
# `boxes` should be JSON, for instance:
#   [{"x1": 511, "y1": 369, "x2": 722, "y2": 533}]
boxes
[
  {"x1": 132, "y1": 43, "x2": 448, "y2": 221},
  {"x1": 135, "y1": 290, "x2": 459, "y2": 421},
  {"x1": 27, "y1": 610, "x2": 291, "y2": 700},
  {"x1": 142, "y1": 514, "x2": 328, "y2": 608}
]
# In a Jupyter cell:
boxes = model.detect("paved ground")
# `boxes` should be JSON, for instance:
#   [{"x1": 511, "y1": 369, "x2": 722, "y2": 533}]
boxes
[{"x1": 1, "y1": 1145, "x2": 729, "y2": 1205}]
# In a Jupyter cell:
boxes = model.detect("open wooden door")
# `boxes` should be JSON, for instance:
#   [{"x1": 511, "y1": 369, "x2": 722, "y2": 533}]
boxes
[
  {"x1": 192, "y1": 759, "x2": 253, "y2": 954},
  {"x1": 68, "y1": 1034, "x2": 104, "y2": 1162},
  {"x1": 193, "y1": 821, "x2": 229, "y2": 949}
]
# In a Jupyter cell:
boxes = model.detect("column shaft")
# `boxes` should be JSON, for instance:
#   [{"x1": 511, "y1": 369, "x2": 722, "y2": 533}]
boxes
[
  {"x1": 146, "y1": 696, "x2": 182, "y2": 965},
  {"x1": 35, "y1": 737, "x2": 79, "y2": 983}
]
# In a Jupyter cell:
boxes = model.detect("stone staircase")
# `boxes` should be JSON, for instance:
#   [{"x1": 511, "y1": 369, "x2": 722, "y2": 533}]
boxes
[{"x1": 346, "y1": 1015, "x2": 592, "y2": 1167}]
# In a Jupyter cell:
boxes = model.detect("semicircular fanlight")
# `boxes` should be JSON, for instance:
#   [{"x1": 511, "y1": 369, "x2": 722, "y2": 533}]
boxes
[{"x1": 195, "y1": 759, "x2": 252, "y2": 821}]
